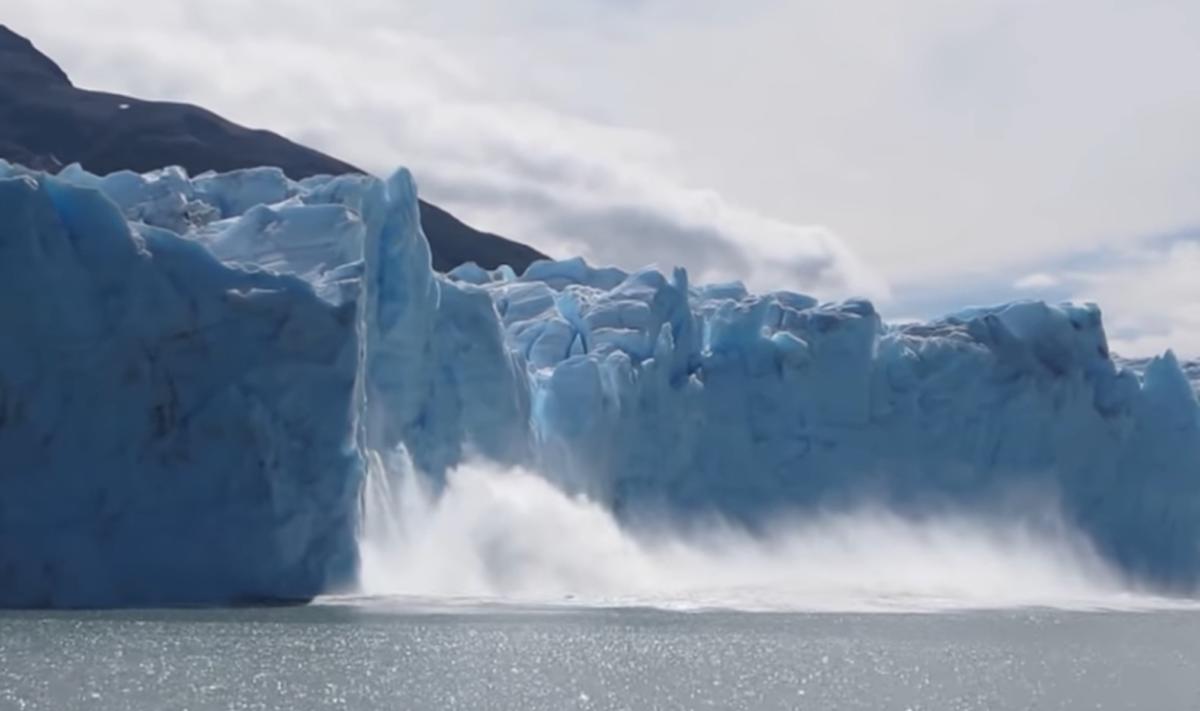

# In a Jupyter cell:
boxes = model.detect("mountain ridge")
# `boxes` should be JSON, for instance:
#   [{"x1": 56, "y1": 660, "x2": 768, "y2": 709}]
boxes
[{"x1": 0, "y1": 24, "x2": 547, "y2": 273}]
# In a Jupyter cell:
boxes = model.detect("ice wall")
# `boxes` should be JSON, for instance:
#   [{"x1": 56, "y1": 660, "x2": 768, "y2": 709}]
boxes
[
  {"x1": 0, "y1": 166, "x2": 365, "y2": 606},
  {"x1": 2, "y1": 160, "x2": 1198, "y2": 607},
  {"x1": 0, "y1": 161, "x2": 531, "y2": 606},
  {"x1": 450, "y1": 264, "x2": 1200, "y2": 586}
]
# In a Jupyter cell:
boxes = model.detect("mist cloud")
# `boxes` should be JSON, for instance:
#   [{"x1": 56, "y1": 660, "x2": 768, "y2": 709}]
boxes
[{"x1": 358, "y1": 461, "x2": 1174, "y2": 612}]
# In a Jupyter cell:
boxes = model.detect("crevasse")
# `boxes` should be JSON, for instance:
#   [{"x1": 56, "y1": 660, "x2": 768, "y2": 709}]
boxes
[{"x1": 0, "y1": 160, "x2": 1197, "y2": 608}]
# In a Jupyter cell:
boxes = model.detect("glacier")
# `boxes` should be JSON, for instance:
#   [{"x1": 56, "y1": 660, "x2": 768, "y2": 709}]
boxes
[{"x1": 0, "y1": 159, "x2": 1198, "y2": 608}]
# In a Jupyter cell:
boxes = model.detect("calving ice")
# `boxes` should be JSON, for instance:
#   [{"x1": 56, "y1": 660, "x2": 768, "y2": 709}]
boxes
[{"x1": 0, "y1": 161, "x2": 1197, "y2": 608}]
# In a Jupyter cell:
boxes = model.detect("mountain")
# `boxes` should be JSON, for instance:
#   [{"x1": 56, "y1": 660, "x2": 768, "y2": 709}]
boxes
[{"x1": 0, "y1": 24, "x2": 546, "y2": 273}]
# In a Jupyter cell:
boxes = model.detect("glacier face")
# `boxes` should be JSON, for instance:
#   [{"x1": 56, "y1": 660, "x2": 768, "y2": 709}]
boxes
[
  {"x1": 0, "y1": 168, "x2": 369, "y2": 607},
  {"x1": 458, "y1": 264, "x2": 1200, "y2": 586},
  {"x1": 1, "y1": 159, "x2": 1198, "y2": 607}
]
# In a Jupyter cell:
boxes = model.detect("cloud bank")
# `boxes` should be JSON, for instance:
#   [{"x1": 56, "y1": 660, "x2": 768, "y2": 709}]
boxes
[
  {"x1": 5, "y1": 0, "x2": 884, "y2": 298},
  {"x1": 1061, "y1": 237, "x2": 1200, "y2": 358},
  {"x1": 9, "y1": 0, "x2": 1199, "y2": 344}
]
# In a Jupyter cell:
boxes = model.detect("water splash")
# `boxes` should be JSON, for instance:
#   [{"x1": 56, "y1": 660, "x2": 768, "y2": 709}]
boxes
[{"x1": 355, "y1": 457, "x2": 1183, "y2": 613}]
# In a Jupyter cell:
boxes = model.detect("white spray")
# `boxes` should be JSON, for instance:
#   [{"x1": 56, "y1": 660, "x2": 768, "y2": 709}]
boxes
[{"x1": 354, "y1": 454, "x2": 1180, "y2": 612}]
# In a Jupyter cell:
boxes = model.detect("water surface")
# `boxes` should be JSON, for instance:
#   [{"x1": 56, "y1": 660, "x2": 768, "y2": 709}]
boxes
[{"x1": 2, "y1": 603, "x2": 1198, "y2": 710}]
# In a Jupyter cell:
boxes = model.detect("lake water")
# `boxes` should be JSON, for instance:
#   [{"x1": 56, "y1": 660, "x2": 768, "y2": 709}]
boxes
[{"x1": 2, "y1": 602, "x2": 1198, "y2": 710}]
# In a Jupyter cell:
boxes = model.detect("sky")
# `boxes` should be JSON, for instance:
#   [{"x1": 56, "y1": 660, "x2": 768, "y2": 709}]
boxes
[{"x1": 8, "y1": 0, "x2": 1200, "y2": 356}]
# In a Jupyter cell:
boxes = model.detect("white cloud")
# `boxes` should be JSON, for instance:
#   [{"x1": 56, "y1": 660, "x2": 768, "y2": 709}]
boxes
[
  {"x1": 1013, "y1": 273, "x2": 1060, "y2": 290},
  {"x1": 1067, "y1": 241, "x2": 1200, "y2": 359},
  {"x1": 4, "y1": 0, "x2": 884, "y2": 299},
  {"x1": 579, "y1": 0, "x2": 1200, "y2": 286},
  {"x1": 7, "y1": 0, "x2": 1200, "y2": 352}
]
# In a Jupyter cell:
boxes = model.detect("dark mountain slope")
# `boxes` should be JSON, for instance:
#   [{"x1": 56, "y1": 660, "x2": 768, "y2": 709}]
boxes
[{"x1": 0, "y1": 25, "x2": 546, "y2": 273}]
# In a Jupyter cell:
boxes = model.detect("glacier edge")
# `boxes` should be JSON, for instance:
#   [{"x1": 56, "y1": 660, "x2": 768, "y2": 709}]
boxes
[{"x1": 1, "y1": 159, "x2": 1198, "y2": 607}]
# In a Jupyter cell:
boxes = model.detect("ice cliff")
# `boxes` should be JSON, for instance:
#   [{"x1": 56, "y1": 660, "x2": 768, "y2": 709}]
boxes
[{"x1": 1, "y1": 160, "x2": 1198, "y2": 607}]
